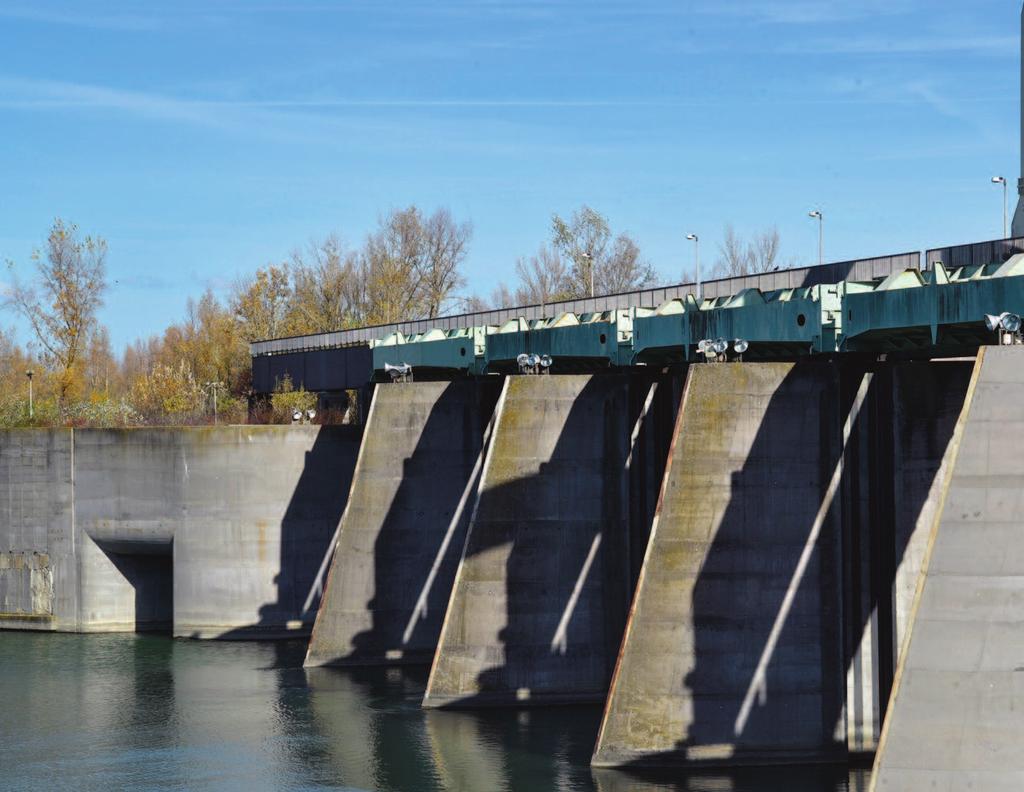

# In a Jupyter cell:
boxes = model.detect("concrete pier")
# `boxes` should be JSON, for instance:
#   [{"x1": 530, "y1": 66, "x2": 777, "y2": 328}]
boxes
[
  {"x1": 305, "y1": 381, "x2": 498, "y2": 667},
  {"x1": 0, "y1": 426, "x2": 360, "y2": 636},
  {"x1": 872, "y1": 347, "x2": 1024, "y2": 790},
  {"x1": 423, "y1": 374, "x2": 635, "y2": 708},
  {"x1": 593, "y1": 362, "x2": 849, "y2": 766},
  {"x1": 590, "y1": 359, "x2": 974, "y2": 768}
]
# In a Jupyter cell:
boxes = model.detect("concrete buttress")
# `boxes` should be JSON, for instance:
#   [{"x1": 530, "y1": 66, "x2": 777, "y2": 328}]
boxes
[
  {"x1": 592, "y1": 362, "x2": 847, "y2": 766},
  {"x1": 423, "y1": 374, "x2": 633, "y2": 708},
  {"x1": 305, "y1": 380, "x2": 499, "y2": 667},
  {"x1": 872, "y1": 346, "x2": 1024, "y2": 790}
]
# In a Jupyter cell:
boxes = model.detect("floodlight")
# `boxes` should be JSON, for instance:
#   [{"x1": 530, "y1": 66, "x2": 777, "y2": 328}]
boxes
[
  {"x1": 985, "y1": 314, "x2": 1002, "y2": 332},
  {"x1": 540, "y1": 355, "x2": 553, "y2": 368},
  {"x1": 306, "y1": 409, "x2": 317, "y2": 421},
  {"x1": 713, "y1": 338, "x2": 729, "y2": 355},
  {"x1": 1002, "y1": 313, "x2": 1022, "y2": 333},
  {"x1": 384, "y1": 362, "x2": 412, "y2": 382},
  {"x1": 292, "y1": 410, "x2": 302, "y2": 423},
  {"x1": 733, "y1": 339, "x2": 749, "y2": 354}
]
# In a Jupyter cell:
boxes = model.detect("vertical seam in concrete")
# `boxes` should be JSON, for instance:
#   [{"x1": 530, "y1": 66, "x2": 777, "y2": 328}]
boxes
[
  {"x1": 591, "y1": 365, "x2": 694, "y2": 764},
  {"x1": 423, "y1": 375, "x2": 509, "y2": 705},
  {"x1": 70, "y1": 427, "x2": 80, "y2": 632},
  {"x1": 868, "y1": 348, "x2": 986, "y2": 790},
  {"x1": 304, "y1": 387, "x2": 382, "y2": 663}
]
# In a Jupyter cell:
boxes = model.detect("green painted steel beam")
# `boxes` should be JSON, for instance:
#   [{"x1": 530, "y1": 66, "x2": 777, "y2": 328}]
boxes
[{"x1": 367, "y1": 257, "x2": 1024, "y2": 376}]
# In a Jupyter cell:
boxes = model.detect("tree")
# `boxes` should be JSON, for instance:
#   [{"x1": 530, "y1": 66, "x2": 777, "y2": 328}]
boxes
[
  {"x1": 129, "y1": 360, "x2": 204, "y2": 423},
  {"x1": 361, "y1": 206, "x2": 472, "y2": 323},
  {"x1": 230, "y1": 264, "x2": 292, "y2": 341},
  {"x1": 288, "y1": 235, "x2": 363, "y2": 334},
  {"x1": 6, "y1": 219, "x2": 108, "y2": 402},
  {"x1": 362, "y1": 207, "x2": 429, "y2": 324},
  {"x1": 514, "y1": 245, "x2": 571, "y2": 306},
  {"x1": 551, "y1": 205, "x2": 658, "y2": 297},
  {"x1": 716, "y1": 224, "x2": 781, "y2": 277},
  {"x1": 421, "y1": 208, "x2": 471, "y2": 318}
]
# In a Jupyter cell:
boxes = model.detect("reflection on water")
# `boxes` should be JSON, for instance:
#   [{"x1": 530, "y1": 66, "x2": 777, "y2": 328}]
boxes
[{"x1": 0, "y1": 633, "x2": 869, "y2": 792}]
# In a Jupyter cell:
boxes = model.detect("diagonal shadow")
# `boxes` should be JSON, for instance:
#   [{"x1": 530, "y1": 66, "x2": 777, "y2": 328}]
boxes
[
  {"x1": 426, "y1": 370, "x2": 680, "y2": 707},
  {"x1": 306, "y1": 380, "x2": 500, "y2": 666},
  {"x1": 599, "y1": 357, "x2": 971, "y2": 772}
]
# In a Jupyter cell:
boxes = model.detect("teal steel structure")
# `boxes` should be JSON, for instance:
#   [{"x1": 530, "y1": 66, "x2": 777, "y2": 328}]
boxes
[{"x1": 369, "y1": 255, "x2": 1024, "y2": 377}]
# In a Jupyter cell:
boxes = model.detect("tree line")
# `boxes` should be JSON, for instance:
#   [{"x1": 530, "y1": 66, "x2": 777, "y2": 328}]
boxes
[{"x1": 0, "y1": 210, "x2": 787, "y2": 427}]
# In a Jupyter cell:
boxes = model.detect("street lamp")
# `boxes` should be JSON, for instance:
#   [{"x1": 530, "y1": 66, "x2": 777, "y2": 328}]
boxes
[
  {"x1": 808, "y1": 210, "x2": 824, "y2": 267},
  {"x1": 25, "y1": 370, "x2": 33, "y2": 420},
  {"x1": 686, "y1": 233, "x2": 701, "y2": 300},
  {"x1": 992, "y1": 176, "x2": 1008, "y2": 239},
  {"x1": 204, "y1": 381, "x2": 225, "y2": 424},
  {"x1": 581, "y1": 252, "x2": 594, "y2": 298}
]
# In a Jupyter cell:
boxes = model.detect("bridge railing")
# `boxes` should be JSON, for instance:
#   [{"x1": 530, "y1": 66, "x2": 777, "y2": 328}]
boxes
[
  {"x1": 926, "y1": 236, "x2": 1024, "y2": 270},
  {"x1": 250, "y1": 250, "x2": 921, "y2": 357}
]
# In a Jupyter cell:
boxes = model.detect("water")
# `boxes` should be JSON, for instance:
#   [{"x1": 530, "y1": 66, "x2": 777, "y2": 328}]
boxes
[{"x1": 0, "y1": 633, "x2": 870, "y2": 792}]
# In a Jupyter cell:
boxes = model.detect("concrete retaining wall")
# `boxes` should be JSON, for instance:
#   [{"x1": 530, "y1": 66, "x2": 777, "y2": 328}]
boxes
[
  {"x1": 423, "y1": 374, "x2": 635, "y2": 707},
  {"x1": 305, "y1": 381, "x2": 499, "y2": 667},
  {"x1": 872, "y1": 347, "x2": 1024, "y2": 789},
  {"x1": 0, "y1": 426, "x2": 360, "y2": 637}
]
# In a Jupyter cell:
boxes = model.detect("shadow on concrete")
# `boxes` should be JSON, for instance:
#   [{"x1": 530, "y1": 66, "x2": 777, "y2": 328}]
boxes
[
  {"x1": 306, "y1": 381, "x2": 500, "y2": 665},
  {"x1": 429, "y1": 370, "x2": 680, "y2": 707},
  {"x1": 591, "y1": 764, "x2": 870, "y2": 792},
  {"x1": 611, "y1": 359, "x2": 971, "y2": 768},
  {"x1": 346, "y1": 382, "x2": 500, "y2": 664},
  {"x1": 214, "y1": 426, "x2": 362, "y2": 640},
  {"x1": 107, "y1": 552, "x2": 174, "y2": 633}
]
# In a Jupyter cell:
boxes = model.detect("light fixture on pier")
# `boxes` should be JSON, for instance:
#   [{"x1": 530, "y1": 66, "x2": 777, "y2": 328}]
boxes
[
  {"x1": 984, "y1": 312, "x2": 1023, "y2": 345},
  {"x1": 384, "y1": 362, "x2": 413, "y2": 382}
]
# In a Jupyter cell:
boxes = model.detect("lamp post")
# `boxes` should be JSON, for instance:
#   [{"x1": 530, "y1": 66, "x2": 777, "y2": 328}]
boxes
[
  {"x1": 581, "y1": 252, "x2": 594, "y2": 298},
  {"x1": 686, "y1": 233, "x2": 701, "y2": 300},
  {"x1": 25, "y1": 370, "x2": 33, "y2": 420},
  {"x1": 808, "y1": 210, "x2": 823, "y2": 267},
  {"x1": 205, "y1": 381, "x2": 224, "y2": 425},
  {"x1": 992, "y1": 176, "x2": 1008, "y2": 239}
]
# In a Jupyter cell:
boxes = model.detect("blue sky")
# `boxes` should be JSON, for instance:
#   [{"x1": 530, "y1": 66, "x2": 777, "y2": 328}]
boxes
[{"x1": 0, "y1": 0, "x2": 1019, "y2": 350}]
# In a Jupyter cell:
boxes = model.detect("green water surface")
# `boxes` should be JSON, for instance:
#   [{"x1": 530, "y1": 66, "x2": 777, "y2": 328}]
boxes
[{"x1": 0, "y1": 633, "x2": 869, "y2": 792}]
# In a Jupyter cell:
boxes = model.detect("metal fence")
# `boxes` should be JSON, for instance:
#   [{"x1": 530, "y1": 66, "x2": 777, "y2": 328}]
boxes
[{"x1": 250, "y1": 251, "x2": 921, "y2": 357}]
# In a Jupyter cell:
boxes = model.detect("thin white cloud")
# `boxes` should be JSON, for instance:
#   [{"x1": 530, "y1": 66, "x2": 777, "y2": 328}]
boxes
[
  {"x1": 0, "y1": 5, "x2": 162, "y2": 31},
  {"x1": 784, "y1": 34, "x2": 1017, "y2": 55},
  {"x1": 695, "y1": 0, "x2": 914, "y2": 25},
  {"x1": 0, "y1": 75, "x2": 625, "y2": 160}
]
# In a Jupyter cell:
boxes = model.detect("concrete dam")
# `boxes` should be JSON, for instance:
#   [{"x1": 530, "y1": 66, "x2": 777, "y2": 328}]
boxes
[{"x1": 5, "y1": 248, "x2": 1024, "y2": 785}]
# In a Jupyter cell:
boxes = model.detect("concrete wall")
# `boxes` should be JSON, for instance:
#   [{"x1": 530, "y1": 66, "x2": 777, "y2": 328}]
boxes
[
  {"x1": 424, "y1": 374, "x2": 635, "y2": 707},
  {"x1": 305, "y1": 381, "x2": 499, "y2": 667},
  {"x1": 0, "y1": 426, "x2": 360, "y2": 637},
  {"x1": 0, "y1": 430, "x2": 75, "y2": 630},
  {"x1": 593, "y1": 362, "x2": 848, "y2": 766},
  {"x1": 872, "y1": 347, "x2": 1024, "y2": 789}
]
